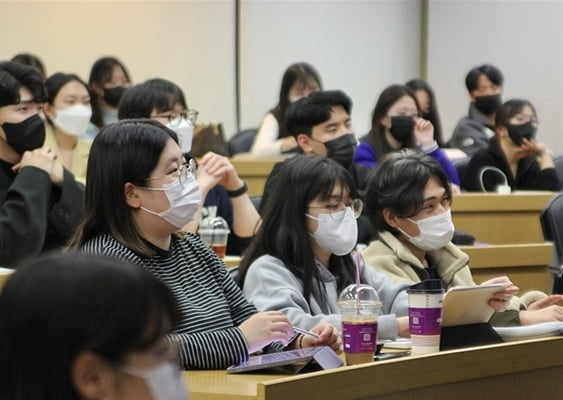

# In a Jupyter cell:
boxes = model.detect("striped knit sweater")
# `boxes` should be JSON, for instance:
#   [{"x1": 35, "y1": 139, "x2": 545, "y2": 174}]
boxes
[{"x1": 82, "y1": 232, "x2": 284, "y2": 369}]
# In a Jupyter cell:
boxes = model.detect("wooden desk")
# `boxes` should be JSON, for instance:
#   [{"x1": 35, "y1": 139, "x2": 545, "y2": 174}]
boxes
[
  {"x1": 459, "y1": 243, "x2": 553, "y2": 293},
  {"x1": 452, "y1": 191, "x2": 555, "y2": 244},
  {"x1": 231, "y1": 158, "x2": 281, "y2": 196},
  {"x1": 185, "y1": 337, "x2": 563, "y2": 400}
]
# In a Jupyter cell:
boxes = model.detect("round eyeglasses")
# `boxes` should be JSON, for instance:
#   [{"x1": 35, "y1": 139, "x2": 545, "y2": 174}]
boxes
[
  {"x1": 308, "y1": 198, "x2": 363, "y2": 221},
  {"x1": 142, "y1": 158, "x2": 197, "y2": 190},
  {"x1": 153, "y1": 109, "x2": 199, "y2": 128}
]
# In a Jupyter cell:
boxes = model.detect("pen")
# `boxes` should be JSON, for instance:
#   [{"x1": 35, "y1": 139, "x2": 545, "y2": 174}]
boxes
[{"x1": 293, "y1": 326, "x2": 320, "y2": 339}]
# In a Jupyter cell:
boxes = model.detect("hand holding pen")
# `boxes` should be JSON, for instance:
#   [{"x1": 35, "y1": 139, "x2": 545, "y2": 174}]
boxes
[{"x1": 294, "y1": 323, "x2": 342, "y2": 353}]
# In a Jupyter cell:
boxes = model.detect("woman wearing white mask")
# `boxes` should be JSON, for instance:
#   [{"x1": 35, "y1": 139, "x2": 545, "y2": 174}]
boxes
[
  {"x1": 118, "y1": 78, "x2": 259, "y2": 256},
  {"x1": 71, "y1": 120, "x2": 340, "y2": 370},
  {"x1": 0, "y1": 251, "x2": 188, "y2": 400},
  {"x1": 238, "y1": 155, "x2": 412, "y2": 340},
  {"x1": 363, "y1": 149, "x2": 563, "y2": 326},
  {"x1": 43, "y1": 72, "x2": 93, "y2": 183}
]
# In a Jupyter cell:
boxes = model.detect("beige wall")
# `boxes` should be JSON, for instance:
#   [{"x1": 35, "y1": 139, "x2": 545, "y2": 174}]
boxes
[
  {"x1": 1, "y1": 0, "x2": 421, "y2": 139},
  {"x1": 1, "y1": 0, "x2": 236, "y2": 134}
]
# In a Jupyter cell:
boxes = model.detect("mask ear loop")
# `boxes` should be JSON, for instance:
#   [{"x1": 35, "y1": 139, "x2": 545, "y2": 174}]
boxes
[{"x1": 478, "y1": 166, "x2": 509, "y2": 193}]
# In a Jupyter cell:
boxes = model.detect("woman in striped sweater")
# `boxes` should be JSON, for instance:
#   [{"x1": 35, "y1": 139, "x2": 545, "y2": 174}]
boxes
[{"x1": 70, "y1": 119, "x2": 340, "y2": 369}]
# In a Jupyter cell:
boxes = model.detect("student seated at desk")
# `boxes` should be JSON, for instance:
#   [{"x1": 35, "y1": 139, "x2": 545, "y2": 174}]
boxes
[
  {"x1": 238, "y1": 155, "x2": 412, "y2": 340},
  {"x1": 463, "y1": 99, "x2": 560, "y2": 192},
  {"x1": 118, "y1": 78, "x2": 258, "y2": 255},
  {"x1": 362, "y1": 149, "x2": 563, "y2": 326},
  {"x1": 0, "y1": 251, "x2": 188, "y2": 400},
  {"x1": 72, "y1": 120, "x2": 339, "y2": 370}
]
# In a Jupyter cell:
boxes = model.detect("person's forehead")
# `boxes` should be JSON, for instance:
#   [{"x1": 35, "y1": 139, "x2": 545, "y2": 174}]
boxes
[{"x1": 422, "y1": 177, "x2": 446, "y2": 199}]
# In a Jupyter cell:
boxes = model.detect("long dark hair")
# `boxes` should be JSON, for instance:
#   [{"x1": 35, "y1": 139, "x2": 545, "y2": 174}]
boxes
[
  {"x1": 88, "y1": 56, "x2": 131, "y2": 128},
  {"x1": 405, "y1": 79, "x2": 444, "y2": 147},
  {"x1": 238, "y1": 155, "x2": 359, "y2": 306},
  {"x1": 68, "y1": 119, "x2": 178, "y2": 256},
  {"x1": 365, "y1": 84, "x2": 418, "y2": 160},
  {"x1": 0, "y1": 251, "x2": 178, "y2": 400},
  {"x1": 270, "y1": 62, "x2": 322, "y2": 138}
]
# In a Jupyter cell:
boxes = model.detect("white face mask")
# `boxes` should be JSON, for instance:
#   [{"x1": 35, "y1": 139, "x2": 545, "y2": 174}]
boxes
[
  {"x1": 140, "y1": 173, "x2": 201, "y2": 229},
  {"x1": 166, "y1": 118, "x2": 194, "y2": 153},
  {"x1": 306, "y1": 207, "x2": 358, "y2": 256},
  {"x1": 51, "y1": 104, "x2": 92, "y2": 136},
  {"x1": 399, "y1": 209, "x2": 455, "y2": 251},
  {"x1": 121, "y1": 361, "x2": 188, "y2": 400}
]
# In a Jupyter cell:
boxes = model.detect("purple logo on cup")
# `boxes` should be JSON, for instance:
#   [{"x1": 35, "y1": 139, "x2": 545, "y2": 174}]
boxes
[
  {"x1": 408, "y1": 307, "x2": 442, "y2": 335},
  {"x1": 342, "y1": 322, "x2": 378, "y2": 353}
]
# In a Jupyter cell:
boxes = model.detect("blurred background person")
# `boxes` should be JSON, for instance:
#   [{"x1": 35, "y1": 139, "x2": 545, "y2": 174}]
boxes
[
  {"x1": 463, "y1": 99, "x2": 559, "y2": 192},
  {"x1": 250, "y1": 62, "x2": 322, "y2": 158},
  {"x1": 86, "y1": 56, "x2": 131, "y2": 139},
  {"x1": 43, "y1": 72, "x2": 92, "y2": 183}
]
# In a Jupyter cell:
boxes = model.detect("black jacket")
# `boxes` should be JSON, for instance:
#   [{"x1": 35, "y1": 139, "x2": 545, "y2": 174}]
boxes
[
  {"x1": 0, "y1": 161, "x2": 84, "y2": 266},
  {"x1": 463, "y1": 139, "x2": 560, "y2": 192}
]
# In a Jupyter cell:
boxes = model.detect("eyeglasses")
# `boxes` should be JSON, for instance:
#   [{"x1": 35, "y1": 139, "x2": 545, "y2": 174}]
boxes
[
  {"x1": 511, "y1": 113, "x2": 539, "y2": 126},
  {"x1": 308, "y1": 198, "x2": 363, "y2": 221},
  {"x1": 153, "y1": 109, "x2": 199, "y2": 128},
  {"x1": 143, "y1": 158, "x2": 197, "y2": 189},
  {"x1": 391, "y1": 110, "x2": 420, "y2": 119}
]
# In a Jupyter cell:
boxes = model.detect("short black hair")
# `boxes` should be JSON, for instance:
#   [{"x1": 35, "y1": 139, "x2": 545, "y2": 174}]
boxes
[
  {"x1": 0, "y1": 61, "x2": 46, "y2": 107},
  {"x1": 465, "y1": 64, "x2": 504, "y2": 92},
  {"x1": 10, "y1": 53, "x2": 46, "y2": 78},
  {"x1": 286, "y1": 90, "x2": 352, "y2": 138},
  {"x1": 118, "y1": 78, "x2": 187, "y2": 120},
  {"x1": 365, "y1": 149, "x2": 452, "y2": 234},
  {"x1": 0, "y1": 251, "x2": 178, "y2": 400}
]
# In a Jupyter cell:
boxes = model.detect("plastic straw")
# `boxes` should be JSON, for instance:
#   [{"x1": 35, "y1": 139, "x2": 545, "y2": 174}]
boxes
[{"x1": 354, "y1": 250, "x2": 362, "y2": 313}]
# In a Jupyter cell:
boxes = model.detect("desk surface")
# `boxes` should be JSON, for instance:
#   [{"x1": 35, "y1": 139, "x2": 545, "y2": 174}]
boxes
[{"x1": 185, "y1": 337, "x2": 563, "y2": 400}]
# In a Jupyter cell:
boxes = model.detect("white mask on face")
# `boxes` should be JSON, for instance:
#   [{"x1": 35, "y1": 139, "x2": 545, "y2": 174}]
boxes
[
  {"x1": 121, "y1": 361, "x2": 188, "y2": 400},
  {"x1": 166, "y1": 118, "x2": 194, "y2": 153},
  {"x1": 140, "y1": 173, "x2": 201, "y2": 229},
  {"x1": 51, "y1": 104, "x2": 92, "y2": 137},
  {"x1": 306, "y1": 207, "x2": 358, "y2": 256},
  {"x1": 398, "y1": 209, "x2": 455, "y2": 251}
]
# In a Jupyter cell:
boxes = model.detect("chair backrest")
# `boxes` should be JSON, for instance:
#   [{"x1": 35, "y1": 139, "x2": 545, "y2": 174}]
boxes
[
  {"x1": 540, "y1": 193, "x2": 563, "y2": 292},
  {"x1": 553, "y1": 155, "x2": 563, "y2": 188},
  {"x1": 228, "y1": 128, "x2": 257, "y2": 156}
]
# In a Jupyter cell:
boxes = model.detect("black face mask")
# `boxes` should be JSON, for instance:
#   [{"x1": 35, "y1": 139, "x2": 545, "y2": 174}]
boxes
[
  {"x1": 506, "y1": 122, "x2": 537, "y2": 146},
  {"x1": 103, "y1": 86, "x2": 127, "y2": 107},
  {"x1": 389, "y1": 116, "x2": 414, "y2": 144},
  {"x1": 474, "y1": 94, "x2": 502, "y2": 115},
  {"x1": 323, "y1": 134, "x2": 357, "y2": 168},
  {"x1": 2, "y1": 114, "x2": 46, "y2": 154}
]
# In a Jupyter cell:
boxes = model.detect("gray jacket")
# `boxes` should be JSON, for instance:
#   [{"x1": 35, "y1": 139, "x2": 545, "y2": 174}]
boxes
[
  {"x1": 242, "y1": 254, "x2": 410, "y2": 340},
  {"x1": 448, "y1": 104, "x2": 496, "y2": 157}
]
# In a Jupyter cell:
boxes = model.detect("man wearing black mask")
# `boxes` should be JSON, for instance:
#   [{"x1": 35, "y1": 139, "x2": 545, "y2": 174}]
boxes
[
  {"x1": 0, "y1": 62, "x2": 84, "y2": 266},
  {"x1": 261, "y1": 90, "x2": 374, "y2": 243},
  {"x1": 448, "y1": 64, "x2": 504, "y2": 157}
]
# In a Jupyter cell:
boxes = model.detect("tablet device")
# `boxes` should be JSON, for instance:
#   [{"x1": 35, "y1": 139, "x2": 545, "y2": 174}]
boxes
[
  {"x1": 441, "y1": 284, "x2": 506, "y2": 327},
  {"x1": 227, "y1": 346, "x2": 343, "y2": 374}
]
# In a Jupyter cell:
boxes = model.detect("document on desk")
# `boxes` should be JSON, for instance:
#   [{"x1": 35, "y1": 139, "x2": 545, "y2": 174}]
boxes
[{"x1": 493, "y1": 321, "x2": 563, "y2": 341}]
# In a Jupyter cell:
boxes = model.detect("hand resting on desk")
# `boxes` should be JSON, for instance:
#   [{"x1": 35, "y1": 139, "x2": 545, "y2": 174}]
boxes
[{"x1": 519, "y1": 294, "x2": 563, "y2": 325}]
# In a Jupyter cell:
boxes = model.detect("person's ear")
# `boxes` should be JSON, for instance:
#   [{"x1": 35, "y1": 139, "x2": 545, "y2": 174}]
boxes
[
  {"x1": 124, "y1": 182, "x2": 142, "y2": 208},
  {"x1": 382, "y1": 208, "x2": 401, "y2": 228},
  {"x1": 496, "y1": 125, "x2": 508, "y2": 138},
  {"x1": 42, "y1": 102, "x2": 55, "y2": 120},
  {"x1": 71, "y1": 352, "x2": 115, "y2": 400},
  {"x1": 380, "y1": 115, "x2": 391, "y2": 129},
  {"x1": 296, "y1": 133, "x2": 314, "y2": 154},
  {"x1": 91, "y1": 83, "x2": 104, "y2": 97}
]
